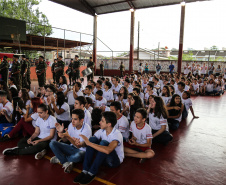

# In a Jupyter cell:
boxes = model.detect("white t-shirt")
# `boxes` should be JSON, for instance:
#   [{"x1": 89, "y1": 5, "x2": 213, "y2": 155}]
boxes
[
  {"x1": 67, "y1": 90, "x2": 75, "y2": 105},
  {"x1": 94, "y1": 128, "x2": 124, "y2": 163},
  {"x1": 29, "y1": 91, "x2": 35, "y2": 98},
  {"x1": 129, "y1": 121, "x2": 152, "y2": 145},
  {"x1": 68, "y1": 122, "x2": 92, "y2": 151},
  {"x1": 126, "y1": 85, "x2": 133, "y2": 93},
  {"x1": 148, "y1": 113, "x2": 168, "y2": 131},
  {"x1": 26, "y1": 100, "x2": 31, "y2": 106},
  {"x1": 10, "y1": 84, "x2": 17, "y2": 90},
  {"x1": 182, "y1": 98, "x2": 192, "y2": 112},
  {"x1": 138, "y1": 66, "x2": 143, "y2": 73},
  {"x1": 88, "y1": 106, "x2": 93, "y2": 114},
  {"x1": 184, "y1": 66, "x2": 191, "y2": 75},
  {"x1": 175, "y1": 90, "x2": 184, "y2": 98},
  {"x1": 206, "y1": 84, "x2": 214, "y2": 92},
  {"x1": 114, "y1": 115, "x2": 130, "y2": 139},
  {"x1": 52, "y1": 102, "x2": 71, "y2": 121},
  {"x1": 84, "y1": 108, "x2": 91, "y2": 127},
  {"x1": 0, "y1": 101, "x2": 13, "y2": 116},
  {"x1": 76, "y1": 90, "x2": 84, "y2": 97},
  {"x1": 161, "y1": 96, "x2": 171, "y2": 105},
  {"x1": 85, "y1": 93, "x2": 96, "y2": 103},
  {"x1": 35, "y1": 115, "x2": 57, "y2": 141},
  {"x1": 112, "y1": 84, "x2": 122, "y2": 99},
  {"x1": 193, "y1": 83, "x2": 199, "y2": 92},
  {"x1": 94, "y1": 97, "x2": 107, "y2": 108},
  {"x1": 103, "y1": 89, "x2": 114, "y2": 106},
  {"x1": 59, "y1": 84, "x2": 67, "y2": 93},
  {"x1": 31, "y1": 112, "x2": 39, "y2": 127},
  {"x1": 145, "y1": 92, "x2": 157, "y2": 101}
]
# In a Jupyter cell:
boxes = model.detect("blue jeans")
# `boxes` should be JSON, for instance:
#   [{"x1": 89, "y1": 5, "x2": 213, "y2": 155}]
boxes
[
  {"x1": 83, "y1": 136, "x2": 120, "y2": 175},
  {"x1": 0, "y1": 123, "x2": 14, "y2": 136},
  {"x1": 49, "y1": 141, "x2": 85, "y2": 164}
]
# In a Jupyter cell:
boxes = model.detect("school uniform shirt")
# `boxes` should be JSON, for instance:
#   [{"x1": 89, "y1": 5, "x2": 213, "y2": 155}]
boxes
[
  {"x1": 76, "y1": 90, "x2": 84, "y2": 97},
  {"x1": 125, "y1": 102, "x2": 130, "y2": 120},
  {"x1": 126, "y1": 85, "x2": 133, "y2": 93},
  {"x1": 193, "y1": 83, "x2": 199, "y2": 92},
  {"x1": 115, "y1": 96, "x2": 128, "y2": 109},
  {"x1": 85, "y1": 93, "x2": 96, "y2": 103},
  {"x1": 184, "y1": 66, "x2": 191, "y2": 75},
  {"x1": 174, "y1": 83, "x2": 178, "y2": 92},
  {"x1": 59, "y1": 84, "x2": 67, "y2": 93},
  {"x1": 68, "y1": 122, "x2": 92, "y2": 151},
  {"x1": 206, "y1": 84, "x2": 214, "y2": 92},
  {"x1": 175, "y1": 90, "x2": 184, "y2": 98},
  {"x1": 112, "y1": 84, "x2": 122, "y2": 99},
  {"x1": 159, "y1": 80, "x2": 164, "y2": 90},
  {"x1": 139, "y1": 93, "x2": 144, "y2": 104},
  {"x1": 67, "y1": 90, "x2": 75, "y2": 106},
  {"x1": 52, "y1": 102, "x2": 71, "y2": 121},
  {"x1": 161, "y1": 96, "x2": 172, "y2": 105},
  {"x1": 142, "y1": 82, "x2": 148, "y2": 92},
  {"x1": 35, "y1": 115, "x2": 57, "y2": 141},
  {"x1": 114, "y1": 115, "x2": 130, "y2": 139},
  {"x1": 29, "y1": 91, "x2": 35, "y2": 98},
  {"x1": 94, "y1": 128, "x2": 124, "y2": 163},
  {"x1": 93, "y1": 87, "x2": 102, "y2": 95},
  {"x1": 105, "y1": 106, "x2": 110, "y2": 111},
  {"x1": 87, "y1": 106, "x2": 93, "y2": 114},
  {"x1": 148, "y1": 113, "x2": 168, "y2": 131},
  {"x1": 0, "y1": 101, "x2": 13, "y2": 116},
  {"x1": 129, "y1": 121, "x2": 153, "y2": 145},
  {"x1": 84, "y1": 108, "x2": 91, "y2": 127},
  {"x1": 182, "y1": 98, "x2": 192, "y2": 112},
  {"x1": 31, "y1": 112, "x2": 39, "y2": 127},
  {"x1": 185, "y1": 85, "x2": 190, "y2": 91},
  {"x1": 145, "y1": 92, "x2": 157, "y2": 101},
  {"x1": 94, "y1": 97, "x2": 107, "y2": 108},
  {"x1": 26, "y1": 100, "x2": 31, "y2": 106},
  {"x1": 103, "y1": 89, "x2": 114, "y2": 106},
  {"x1": 201, "y1": 66, "x2": 207, "y2": 74}
]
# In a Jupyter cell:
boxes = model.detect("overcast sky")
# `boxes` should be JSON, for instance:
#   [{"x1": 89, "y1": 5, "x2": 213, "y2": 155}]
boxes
[{"x1": 37, "y1": 0, "x2": 226, "y2": 55}]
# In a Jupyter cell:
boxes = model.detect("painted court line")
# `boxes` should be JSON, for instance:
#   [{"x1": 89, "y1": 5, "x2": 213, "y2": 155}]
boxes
[{"x1": 44, "y1": 155, "x2": 116, "y2": 185}]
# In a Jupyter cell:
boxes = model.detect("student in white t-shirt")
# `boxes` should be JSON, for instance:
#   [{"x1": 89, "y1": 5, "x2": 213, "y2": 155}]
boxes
[
  {"x1": 85, "y1": 97, "x2": 93, "y2": 114},
  {"x1": 160, "y1": 85, "x2": 172, "y2": 105},
  {"x1": 103, "y1": 81, "x2": 114, "y2": 106},
  {"x1": 58, "y1": 76, "x2": 68, "y2": 93},
  {"x1": 191, "y1": 78, "x2": 199, "y2": 95},
  {"x1": 73, "y1": 82, "x2": 84, "y2": 99},
  {"x1": 147, "y1": 96, "x2": 173, "y2": 145},
  {"x1": 3, "y1": 103, "x2": 57, "y2": 160},
  {"x1": 110, "y1": 101, "x2": 129, "y2": 141},
  {"x1": 74, "y1": 96, "x2": 91, "y2": 128},
  {"x1": 0, "y1": 90, "x2": 13, "y2": 123},
  {"x1": 49, "y1": 92, "x2": 71, "y2": 128},
  {"x1": 124, "y1": 108, "x2": 155, "y2": 164},
  {"x1": 49, "y1": 109, "x2": 92, "y2": 173},
  {"x1": 124, "y1": 78, "x2": 133, "y2": 93},
  {"x1": 8, "y1": 77, "x2": 17, "y2": 90},
  {"x1": 94, "y1": 90, "x2": 107, "y2": 108},
  {"x1": 115, "y1": 86, "x2": 128, "y2": 110},
  {"x1": 111, "y1": 77, "x2": 122, "y2": 100},
  {"x1": 93, "y1": 80, "x2": 103, "y2": 95},
  {"x1": 175, "y1": 81, "x2": 185, "y2": 98},
  {"x1": 0, "y1": 97, "x2": 43, "y2": 142},
  {"x1": 18, "y1": 88, "x2": 31, "y2": 109},
  {"x1": 182, "y1": 91, "x2": 199, "y2": 119},
  {"x1": 84, "y1": 85, "x2": 96, "y2": 104},
  {"x1": 144, "y1": 83, "x2": 157, "y2": 105},
  {"x1": 73, "y1": 112, "x2": 124, "y2": 184}
]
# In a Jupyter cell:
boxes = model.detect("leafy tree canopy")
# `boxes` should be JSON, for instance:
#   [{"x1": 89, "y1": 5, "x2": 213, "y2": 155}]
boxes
[{"x1": 0, "y1": 0, "x2": 52, "y2": 36}]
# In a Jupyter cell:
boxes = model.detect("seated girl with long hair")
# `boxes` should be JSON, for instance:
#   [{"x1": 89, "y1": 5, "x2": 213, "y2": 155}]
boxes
[{"x1": 166, "y1": 94, "x2": 184, "y2": 130}]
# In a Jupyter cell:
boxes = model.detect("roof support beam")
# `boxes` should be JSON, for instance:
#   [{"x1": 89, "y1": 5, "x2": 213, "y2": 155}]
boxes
[
  {"x1": 129, "y1": 10, "x2": 135, "y2": 73},
  {"x1": 79, "y1": 0, "x2": 96, "y2": 15},
  {"x1": 93, "y1": 15, "x2": 97, "y2": 74}
]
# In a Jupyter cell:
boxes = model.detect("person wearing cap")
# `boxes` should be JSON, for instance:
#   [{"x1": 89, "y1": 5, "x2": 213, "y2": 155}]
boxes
[
  {"x1": 0, "y1": 56, "x2": 9, "y2": 86},
  {"x1": 11, "y1": 55, "x2": 21, "y2": 90},
  {"x1": 21, "y1": 55, "x2": 28, "y2": 88},
  {"x1": 72, "y1": 55, "x2": 80, "y2": 83},
  {"x1": 36, "y1": 56, "x2": 47, "y2": 87},
  {"x1": 55, "y1": 56, "x2": 65, "y2": 84},
  {"x1": 26, "y1": 57, "x2": 31, "y2": 89},
  {"x1": 87, "y1": 56, "x2": 94, "y2": 82}
]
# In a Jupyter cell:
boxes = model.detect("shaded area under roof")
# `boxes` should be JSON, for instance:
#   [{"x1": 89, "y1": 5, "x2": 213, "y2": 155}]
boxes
[
  {"x1": 0, "y1": 34, "x2": 91, "y2": 51},
  {"x1": 50, "y1": 0, "x2": 209, "y2": 16}
]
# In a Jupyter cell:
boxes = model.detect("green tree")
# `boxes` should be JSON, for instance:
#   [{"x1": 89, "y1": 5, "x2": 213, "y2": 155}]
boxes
[
  {"x1": 182, "y1": 52, "x2": 193, "y2": 61},
  {"x1": 210, "y1": 45, "x2": 218, "y2": 50},
  {"x1": 0, "y1": 0, "x2": 52, "y2": 36}
]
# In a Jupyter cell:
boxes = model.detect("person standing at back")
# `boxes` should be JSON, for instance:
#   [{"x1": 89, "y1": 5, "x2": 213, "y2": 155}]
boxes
[
  {"x1": 119, "y1": 62, "x2": 125, "y2": 77},
  {"x1": 87, "y1": 56, "x2": 94, "y2": 82},
  {"x1": 21, "y1": 55, "x2": 28, "y2": 88},
  {"x1": 72, "y1": 55, "x2": 80, "y2": 83},
  {"x1": 36, "y1": 56, "x2": 47, "y2": 88},
  {"x1": 11, "y1": 55, "x2": 21, "y2": 90},
  {"x1": 67, "y1": 59, "x2": 73, "y2": 85},
  {"x1": 100, "y1": 61, "x2": 104, "y2": 77},
  {"x1": 51, "y1": 59, "x2": 57, "y2": 84},
  {"x1": 169, "y1": 62, "x2": 174, "y2": 74},
  {"x1": 0, "y1": 56, "x2": 9, "y2": 86},
  {"x1": 26, "y1": 57, "x2": 31, "y2": 89},
  {"x1": 156, "y1": 62, "x2": 162, "y2": 75},
  {"x1": 55, "y1": 56, "x2": 65, "y2": 84}
]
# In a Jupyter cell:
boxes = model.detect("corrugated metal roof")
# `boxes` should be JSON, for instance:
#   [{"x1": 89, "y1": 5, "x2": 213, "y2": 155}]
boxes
[{"x1": 49, "y1": 0, "x2": 210, "y2": 16}]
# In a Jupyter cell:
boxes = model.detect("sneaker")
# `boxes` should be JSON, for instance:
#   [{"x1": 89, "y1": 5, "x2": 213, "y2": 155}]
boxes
[
  {"x1": 50, "y1": 156, "x2": 60, "y2": 164},
  {"x1": 73, "y1": 172, "x2": 87, "y2": 184},
  {"x1": 2, "y1": 147, "x2": 19, "y2": 155},
  {"x1": 0, "y1": 135, "x2": 11, "y2": 142},
  {"x1": 64, "y1": 162, "x2": 73, "y2": 173},
  {"x1": 79, "y1": 173, "x2": 96, "y2": 185},
  {"x1": 35, "y1": 149, "x2": 47, "y2": 160},
  {"x1": 62, "y1": 162, "x2": 70, "y2": 169}
]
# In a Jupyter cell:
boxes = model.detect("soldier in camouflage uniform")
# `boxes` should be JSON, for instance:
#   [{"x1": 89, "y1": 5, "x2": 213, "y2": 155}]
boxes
[
  {"x1": 26, "y1": 57, "x2": 31, "y2": 89},
  {"x1": 55, "y1": 56, "x2": 65, "y2": 84},
  {"x1": 0, "y1": 56, "x2": 9, "y2": 86},
  {"x1": 36, "y1": 56, "x2": 47, "y2": 87},
  {"x1": 72, "y1": 55, "x2": 80, "y2": 83},
  {"x1": 11, "y1": 55, "x2": 21, "y2": 90},
  {"x1": 67, "y1": 59, "x2": 73, "y2": 85},
  {"x1": 51, "y1": 59, "x2": 57, "y2": 84},
  {"x1": 20, "y1": 55, "x2": 28, "y2": 88}
]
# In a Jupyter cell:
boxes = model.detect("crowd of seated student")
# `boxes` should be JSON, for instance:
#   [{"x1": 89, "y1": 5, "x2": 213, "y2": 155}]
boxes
[{"x1": 2, "y1": 68, "x2": 223, "y2": 184}]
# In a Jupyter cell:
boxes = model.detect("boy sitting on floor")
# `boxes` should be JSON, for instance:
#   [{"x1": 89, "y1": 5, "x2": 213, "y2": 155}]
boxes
[
  {"x1": 73, "y1": 111, "x2": 124, "y2": 185},
  {"x1": 124, "y1": 108, "x2": 155, "y2": 163}
]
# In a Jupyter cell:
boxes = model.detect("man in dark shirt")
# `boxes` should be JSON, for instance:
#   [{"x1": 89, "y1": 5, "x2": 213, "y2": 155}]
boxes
[
  {"x1": 36, "y1": 56, "x2": 47, "y2": 87},
  {"x1": 26, "y1": 57, "x2": 31, "y2": 89},
  {"x1": 100, "y1": 61, "x2": 104, "y2": 77},
  {"x1": 11, "y1": 55, "x2": 21, "y2": 90},
  {"x1": 67, "y1": 59, "x2": 73, "y2": 85},
  {"x1": 51, "y1": 59, "x2": 57, "y2": 84},
  {"x1": 169, "y1": 62, "x2": 175, "y2": 74},
  {"x1": 55, "y1": 56, "x2": 65, "y2": 84},
  {"x1": 0, "y1": 56, "x2": 9, "y2": 86},
  {"x1": 72, "y1": 55, "x2": 80, "y2": 83},
  {"x1": 21, "y1": 55, "x2": 28, "y2": 88}
]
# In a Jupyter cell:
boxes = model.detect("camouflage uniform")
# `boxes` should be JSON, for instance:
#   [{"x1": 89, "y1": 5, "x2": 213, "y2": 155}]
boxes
[
  {"x1": 11, "y1": 61, "x2": 21, "y2": 90},
  {"x1": 36, "y1": 61, "x2": 47, "y2": 87},
  {"x1": 68, "y1": 61, "x2": 73, "y2": 85},
  {"x1": 26, "y1": 60, "x2": 31, "y2": 89},
  {"x1": 51, "y1": 62, "x2": 56, "y2": 83},
  {"x1": 0, "y1": 59, "x2": 9, "y2": 85},
  {"x1": 20, "y1": 59, "x2": 28, "y2": 88},
  {"x1": 120, "y1": 64, "x2": 125, "y2": 77},
  {"x1": 72, "y1": 60, "x2": 80, "y2": 82},
  {"x1": 55, "y1": 60, "x2": 65, "y2": 84}
]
